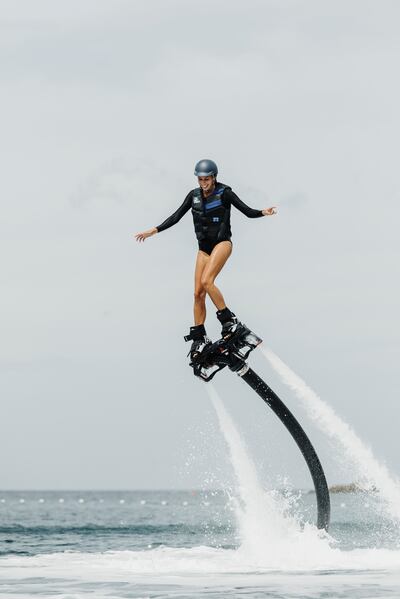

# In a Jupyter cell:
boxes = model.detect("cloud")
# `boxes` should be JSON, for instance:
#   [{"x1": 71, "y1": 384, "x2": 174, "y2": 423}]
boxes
[
  {"x1": 68, "y1": 155, "x2": 185, "y2": 210},
  {"x1": 1, "y1": 0, "x2": 400, "y2": 489},
  {"x1": 276, "y1": 192, "x2": 309, "y2": 210}
]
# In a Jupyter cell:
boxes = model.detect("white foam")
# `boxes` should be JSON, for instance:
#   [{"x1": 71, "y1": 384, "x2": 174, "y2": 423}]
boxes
[
  {"x1": 206, "y1": 384, "x2": 333, "y2": 567},
  {"x1": 2, "y1": 545, "x2": 400, "y2": 580},
  {"x1": 261, "y1": 347, "x2": 400, "y2": 520}
]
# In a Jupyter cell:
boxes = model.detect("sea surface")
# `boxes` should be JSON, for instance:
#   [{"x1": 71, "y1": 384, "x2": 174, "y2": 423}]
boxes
[
  {"x1": 1, "y1": 488, "x2": 400, "y2": 598},
  {"x1": 2, "y1": 380, "x2": 400, "y2": 599}
]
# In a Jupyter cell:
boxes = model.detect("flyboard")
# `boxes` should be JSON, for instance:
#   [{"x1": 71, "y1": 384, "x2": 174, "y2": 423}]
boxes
[{"x1": 185, "y1": 323, "x2": 331, "y2": 531}]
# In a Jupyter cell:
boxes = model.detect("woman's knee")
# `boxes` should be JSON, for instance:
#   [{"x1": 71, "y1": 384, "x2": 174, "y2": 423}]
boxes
[
  {"x1": 194, "y1": 287, "x2": 206, "y2": 302},
  {"x1": 200, "y1": 275, "x2": 213, "y2": 291}
]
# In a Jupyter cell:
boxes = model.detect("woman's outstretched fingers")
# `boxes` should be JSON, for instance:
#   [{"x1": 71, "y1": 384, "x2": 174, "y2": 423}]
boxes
[{"x1": 134, "y1": 228, "x2": 157, "y2": 242}]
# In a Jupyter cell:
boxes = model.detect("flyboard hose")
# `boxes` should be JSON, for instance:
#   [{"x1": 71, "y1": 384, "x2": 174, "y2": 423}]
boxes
[
  {"x1": 240, "y1": 367, "x2": 330, "y2": 531},
  {"x1": 186, "y1": 323, "x2": 331, "y2": 531}
]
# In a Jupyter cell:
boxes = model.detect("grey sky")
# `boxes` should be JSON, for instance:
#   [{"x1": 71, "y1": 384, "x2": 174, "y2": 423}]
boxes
[{"x1": 0, "y1": 0, "x2": 399, "y2": 490}]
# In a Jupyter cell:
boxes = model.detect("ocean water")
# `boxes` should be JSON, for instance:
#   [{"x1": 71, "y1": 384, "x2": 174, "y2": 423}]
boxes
[
  {"x1": 0, "y1": 488, "x2": 400, "y2": 598},
  {"x1": 2, "y1": 381, "x2": 400, "y2": 598}
]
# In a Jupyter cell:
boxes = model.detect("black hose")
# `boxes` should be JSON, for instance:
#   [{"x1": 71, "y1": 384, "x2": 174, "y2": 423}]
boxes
[{"x1": 241, "y1": 367, "x2": 330, "y2": 531}]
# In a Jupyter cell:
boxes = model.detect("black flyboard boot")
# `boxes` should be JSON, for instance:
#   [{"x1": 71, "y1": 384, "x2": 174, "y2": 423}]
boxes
[
  {"x1": 184, "y1": 324, "x2": 211, "y2": 362},
  {"x1": 216, "y1": 307, "x2": 239, "y2": 339}
]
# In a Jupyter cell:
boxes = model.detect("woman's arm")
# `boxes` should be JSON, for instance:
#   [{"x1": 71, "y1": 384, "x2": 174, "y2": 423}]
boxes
[
  {"x1": 156, "y1": 191, "x2": 193, "y2": 233},
  {"x1": 135, "y1": 191, "x2": 193, "y2": 242},
  {"x1": 227, "y1": 189, "x2": 276, "y2": 218}
]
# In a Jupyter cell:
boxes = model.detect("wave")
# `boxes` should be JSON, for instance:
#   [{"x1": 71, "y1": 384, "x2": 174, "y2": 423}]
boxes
[
  {"x1": 2, "y1": 545, "x2": 400, "y2": 576},
  {"x1": 0, "y1": 523, "x2": 226, "y2": 535}
]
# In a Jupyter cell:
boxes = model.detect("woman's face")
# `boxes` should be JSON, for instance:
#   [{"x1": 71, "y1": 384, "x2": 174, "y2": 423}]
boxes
[{"x1": 198, "y1": 175, "x2": 215, "y2": 195}]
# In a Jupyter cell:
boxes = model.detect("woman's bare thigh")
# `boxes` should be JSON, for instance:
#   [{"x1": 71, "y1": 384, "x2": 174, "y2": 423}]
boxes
[
  {"x1": 202, "y1": 241, "x2": 232, "y2": 283},
  {"x1": 194, "y1": 250, "x2": 210, "y2": 293}
]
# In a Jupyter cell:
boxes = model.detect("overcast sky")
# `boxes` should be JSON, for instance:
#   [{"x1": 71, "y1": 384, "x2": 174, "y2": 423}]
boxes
[{"x1": 1, "y1": 0, "x2": 399, "y2": 491}]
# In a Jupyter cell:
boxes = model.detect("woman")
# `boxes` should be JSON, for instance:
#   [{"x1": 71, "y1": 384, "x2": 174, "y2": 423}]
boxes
[{"x1": 135, "y1": 159, "x2": 277, "y2": 360}]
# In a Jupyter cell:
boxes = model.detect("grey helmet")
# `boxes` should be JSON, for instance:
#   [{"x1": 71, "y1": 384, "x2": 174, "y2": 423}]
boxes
[{"x1": 194, "y1": 159, "x2": 218, "y2": 177}]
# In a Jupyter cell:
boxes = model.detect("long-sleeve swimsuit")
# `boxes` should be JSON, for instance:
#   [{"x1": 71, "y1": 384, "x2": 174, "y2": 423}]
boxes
[{"x1": 156, "y1": 182, "x2": 264, "y2": 255}]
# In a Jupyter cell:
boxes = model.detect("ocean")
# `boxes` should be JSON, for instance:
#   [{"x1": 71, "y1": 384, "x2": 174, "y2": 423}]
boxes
[
  {"x1": 2, "y1": 357, "x2": 400, "y2": 599},
  {"x1": 0, "y1": 488, "x2": 400, "y2": 598}
]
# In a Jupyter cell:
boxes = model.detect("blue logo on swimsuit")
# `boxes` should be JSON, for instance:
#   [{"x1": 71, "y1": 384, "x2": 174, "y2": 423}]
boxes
[{"x1": 212, "y1": 217, "x2": 220, "y2": 222}]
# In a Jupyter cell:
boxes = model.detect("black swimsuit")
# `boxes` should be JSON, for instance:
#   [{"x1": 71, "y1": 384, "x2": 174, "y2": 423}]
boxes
[
  {"x1": 198, "y1": 238, "x2": 232, "y2": 255},
  {"x1": 156, "y1": 184, "x2": 263, "y2": 255}
]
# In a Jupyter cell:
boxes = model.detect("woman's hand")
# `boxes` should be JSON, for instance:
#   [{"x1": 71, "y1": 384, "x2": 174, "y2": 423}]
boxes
[
  {"x1": 135, "y1": 227, "x2": 158, "y2": 242},
  {"x1": 262, "y1": 207, "x2": 277, "y2": 216}
]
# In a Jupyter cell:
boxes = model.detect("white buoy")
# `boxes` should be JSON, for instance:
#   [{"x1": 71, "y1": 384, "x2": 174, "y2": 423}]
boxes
[{"x1": 59, "y1": 498, "x2": 64, "y2": 503}]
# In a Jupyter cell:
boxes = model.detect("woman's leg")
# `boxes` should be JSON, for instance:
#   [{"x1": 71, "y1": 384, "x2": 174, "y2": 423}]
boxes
[
  {"x1": 193, "y1": 250, "x2": 209, "y2": 325},
  {"x1": 200, "y1": 241, "x2": 232, "y2": 310}
]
